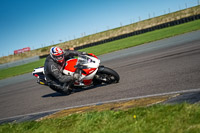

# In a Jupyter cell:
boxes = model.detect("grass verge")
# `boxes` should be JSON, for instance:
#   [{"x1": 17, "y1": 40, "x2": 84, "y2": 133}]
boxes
[
  {"x1": 1, "y1": 103, "x2": 200, "y2": 133},
  {"x1": 0, "y1": 58, "x2": 45, "y2": 80},
  {"x1": 79, "y1": 19, "x2": 200, "y2": 54},
  {"x1": 0, "y1": 19, "x2": 200, "y2": 80}
]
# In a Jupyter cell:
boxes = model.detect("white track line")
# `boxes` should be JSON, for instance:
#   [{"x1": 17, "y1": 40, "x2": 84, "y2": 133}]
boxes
[{"x1": 1, "y1": 88, "x2": 200, "y2": 121}]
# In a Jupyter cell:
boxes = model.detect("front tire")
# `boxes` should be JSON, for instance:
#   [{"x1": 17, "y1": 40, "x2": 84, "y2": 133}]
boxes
[{"x1": 94, "y1": 67, "x2": 120, "y2": 85}]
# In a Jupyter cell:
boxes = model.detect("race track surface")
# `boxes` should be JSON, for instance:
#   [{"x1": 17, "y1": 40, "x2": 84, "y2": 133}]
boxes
[{"x1": 0, "y1": 30, "x2": 200, "y2": 120}]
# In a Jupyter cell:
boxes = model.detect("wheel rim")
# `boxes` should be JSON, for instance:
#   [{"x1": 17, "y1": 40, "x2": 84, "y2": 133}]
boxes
[{"x1": 103, "y1": 74, "x2": 117, "y2": 84}]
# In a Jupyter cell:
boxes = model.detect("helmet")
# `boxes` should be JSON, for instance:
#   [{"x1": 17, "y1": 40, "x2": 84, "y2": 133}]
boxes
[{"x1": 50, "y1": 47, "x2": 64, "y2": 64}]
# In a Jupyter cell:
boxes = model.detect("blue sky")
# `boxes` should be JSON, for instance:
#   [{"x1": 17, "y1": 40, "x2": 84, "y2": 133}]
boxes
[{"x1": 0, "y1": 0, "x2": 198, "y2": 57}]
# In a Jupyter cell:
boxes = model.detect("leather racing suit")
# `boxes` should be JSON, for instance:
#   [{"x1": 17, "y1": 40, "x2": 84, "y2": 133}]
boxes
[{"x1": 44, "y1": 50, "x2": 83, "y2": 92}]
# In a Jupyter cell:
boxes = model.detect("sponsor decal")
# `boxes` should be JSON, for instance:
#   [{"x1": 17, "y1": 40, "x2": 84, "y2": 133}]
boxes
[{"x1": 14, "y1": 47, "x2": 30, "y2": 54}]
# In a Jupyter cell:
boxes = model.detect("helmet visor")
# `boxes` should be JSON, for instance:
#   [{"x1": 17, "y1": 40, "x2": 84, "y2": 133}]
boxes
[{"x1": 55, "y1": 54, "x2": 64, "y2": 61}]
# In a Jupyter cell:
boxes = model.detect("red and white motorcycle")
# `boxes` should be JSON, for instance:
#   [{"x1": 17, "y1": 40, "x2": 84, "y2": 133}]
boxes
[{"x1": 32, "y1": 53, "x2": 120, "y2": 95}]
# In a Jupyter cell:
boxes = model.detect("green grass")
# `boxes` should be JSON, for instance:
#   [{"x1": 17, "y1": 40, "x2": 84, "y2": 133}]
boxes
[
  {"x1": 1, "y1": 103, "x2": 200, "y2": 133},
  {"x1": 0, "y1": 58, "x2": 45, "y2": 80},
  {"x1": 0, "y1": 19, "x2": 200, "y2": 80},
  {"x1": 79, "y1": 19, "x2": 200, "y2": 55}
]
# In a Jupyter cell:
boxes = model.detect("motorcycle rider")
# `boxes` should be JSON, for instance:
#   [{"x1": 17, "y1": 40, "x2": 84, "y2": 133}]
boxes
[{"x1": 44, "y1": 46, "x2": 86, "y2": 94}]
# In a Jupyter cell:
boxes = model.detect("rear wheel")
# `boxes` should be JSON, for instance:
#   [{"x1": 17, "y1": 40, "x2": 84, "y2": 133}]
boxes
[{"x1": 94, "y1": 67, "x2": 120, "y2": 85}]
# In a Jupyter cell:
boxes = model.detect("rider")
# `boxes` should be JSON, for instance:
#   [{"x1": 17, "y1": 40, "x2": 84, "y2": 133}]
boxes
[{"x1": 44, "y1": 46, "x2": 86, "y2": 94}]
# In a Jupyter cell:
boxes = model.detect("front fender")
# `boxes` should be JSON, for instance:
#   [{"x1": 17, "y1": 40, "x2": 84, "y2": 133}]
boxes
[{"x1": 97, "y1": 65, "x2": 105, "y2": 73}]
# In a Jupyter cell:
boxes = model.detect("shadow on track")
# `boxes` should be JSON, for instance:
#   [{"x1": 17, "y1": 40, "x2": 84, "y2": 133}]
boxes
[{"x1": 42, "y1": 84, "x2": 108, "y2": 98}]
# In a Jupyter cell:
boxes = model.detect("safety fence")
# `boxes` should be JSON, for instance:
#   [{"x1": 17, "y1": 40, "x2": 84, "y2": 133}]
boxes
[
  {"x1": 0, "y1": 56, "x2": 40, "y2": 70},
  {"x1": 74, "y1": 14, "x2": 200, "y2": 50}
]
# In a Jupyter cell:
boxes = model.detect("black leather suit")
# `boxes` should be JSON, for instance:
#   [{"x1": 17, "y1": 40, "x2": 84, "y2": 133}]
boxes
[{"x1": 44, "y1": 50, "x2": 82, "y2": 91}]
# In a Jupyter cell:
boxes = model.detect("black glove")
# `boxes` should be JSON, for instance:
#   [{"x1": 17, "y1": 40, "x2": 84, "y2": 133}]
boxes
[{"x1": 73, "y1": 73, "x2": 80, "y2": 81}]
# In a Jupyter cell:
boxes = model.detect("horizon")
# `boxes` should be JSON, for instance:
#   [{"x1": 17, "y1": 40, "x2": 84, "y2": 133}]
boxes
[{"x1": 0, "y1": 0, "x2": 199, "y2": 57}]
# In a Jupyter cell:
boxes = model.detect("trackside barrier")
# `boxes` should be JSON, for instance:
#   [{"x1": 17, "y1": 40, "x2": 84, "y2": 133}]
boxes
[
  {"x1": 0, "y1": 56, "x2": 40, "y2": 70},
  {"x1": 39, "y1": 14, "x2": 200, "y2": 59},
  {"x1": 74, "y1": 14, "x2": 200, "y2": 50}
]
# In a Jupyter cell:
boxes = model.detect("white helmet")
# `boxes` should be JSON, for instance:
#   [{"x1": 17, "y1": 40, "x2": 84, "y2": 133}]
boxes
[{"x1": 50, "y1": 47, "x2": 64, "y2": 64}]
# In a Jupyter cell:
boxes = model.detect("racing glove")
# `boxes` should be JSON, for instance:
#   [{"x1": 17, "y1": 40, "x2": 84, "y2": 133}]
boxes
[
  {"x1": 81, "y1": 52, "x2": 88, "y2": 55},
  {"x1": 73, "y1": 72, "x2": 80, "y2": 81}
]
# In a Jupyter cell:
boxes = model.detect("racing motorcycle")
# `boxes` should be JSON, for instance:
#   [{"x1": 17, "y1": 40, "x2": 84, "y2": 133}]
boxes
[{"x1": 32, "y1": 53, "x2": 120, "y2": 95}]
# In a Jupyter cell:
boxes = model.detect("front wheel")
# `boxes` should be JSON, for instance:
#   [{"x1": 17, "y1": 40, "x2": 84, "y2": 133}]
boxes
[{"x1": 94, "y1": 67, "x2": 120, "y2": 85}]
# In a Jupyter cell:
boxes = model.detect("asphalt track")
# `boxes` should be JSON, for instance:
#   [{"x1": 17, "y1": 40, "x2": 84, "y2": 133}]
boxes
[{"x1": 0, "y1": 30, "x2": 200, "y2": 121}]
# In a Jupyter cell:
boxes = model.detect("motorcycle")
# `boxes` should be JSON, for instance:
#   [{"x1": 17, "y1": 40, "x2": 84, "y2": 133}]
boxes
[{"x1": 32, "y1": 53, "x2": 120, "y2": 95}]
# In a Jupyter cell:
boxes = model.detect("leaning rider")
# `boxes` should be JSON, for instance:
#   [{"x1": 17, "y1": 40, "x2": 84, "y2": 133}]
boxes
[{"x1": 44, "y1": 47, "x2": 86, "y2": 94}]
